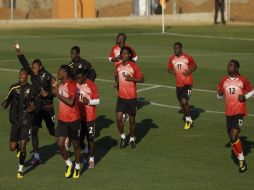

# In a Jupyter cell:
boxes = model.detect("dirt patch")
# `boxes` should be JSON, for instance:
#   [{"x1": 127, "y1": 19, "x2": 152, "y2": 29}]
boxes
[{"x1": 97, "y1": 1, "x2": 131, "y2": 17}]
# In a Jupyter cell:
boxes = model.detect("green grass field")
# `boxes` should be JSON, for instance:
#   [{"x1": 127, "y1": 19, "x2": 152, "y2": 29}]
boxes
[{"x1": 0, "y1": 25, "x2": 254, "y2": 190}]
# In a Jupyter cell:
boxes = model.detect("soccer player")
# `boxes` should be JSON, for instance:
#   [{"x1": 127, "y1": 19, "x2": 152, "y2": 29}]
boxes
[
  {"x1": 52, "y1": 65, "x2": 81, "y2": 179},
  {"x1": 108, "y1": 33, "x2": 138, "y2": 67},
  {"x1": 68, "y1": 46, "x2": 97, "y2": 81},
  {"x1": 167, "y1": 42, "x2": 197, "y2": 130},
  {"x1": 14, "y1": 42, "x2": 55, "y2": 165},
  {"x1": 2, "y1": 68, "x2": 36, "y2": 178},
  {"x1": 115, "y1": 47, "x2": 144, "y2": 148},
  {"x1": 217, "y1": 60, "x2": 254, "y2": 173},
  {"x1": 76, "y1": 69, "x2": 100, "y2": 168}
]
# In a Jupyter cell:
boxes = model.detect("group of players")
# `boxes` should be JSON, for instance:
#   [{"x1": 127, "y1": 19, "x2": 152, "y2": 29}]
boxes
[{"x1": 1, "y1": 32, "x2": 254, "y2": 179}]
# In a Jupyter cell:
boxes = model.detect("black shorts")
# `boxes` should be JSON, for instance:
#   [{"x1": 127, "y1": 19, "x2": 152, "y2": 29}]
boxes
[
  {"x1": 226, "y1": 114, "x2": 244, "y2": 133},
  {"x1": 33, "y1": 106, "x2": 55, "y2": 129},
  {"x1": 10, "y1": 125, "x2": 31, "y2": 142},
  {"x1": 55, "y1": 120, "x2": 81, "y2": 140},
  {"x1": 176, "y1": 85, "x2": 192, "y2": 102},
  {"x1": 81, "y1": 120, "x2": 96, "y2": 141},
  {"x1": 116, "y1": 97, "x2": 137, "y2": 116}
]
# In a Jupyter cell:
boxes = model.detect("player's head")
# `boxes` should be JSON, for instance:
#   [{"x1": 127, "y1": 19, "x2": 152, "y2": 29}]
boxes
[
  {"x1": 116, "y1": 33, "x2": 127, "y2": 45},
  {"x1": 76, "y1": 69, "x2": 89, "y2": 85},
  {"x1": 32, "y1": 59, "x2": 42, "y2": 76},
  {"x1": 19, "y1": 68, "x2": 29, "y2": 84},
  {"x1": 120, "y1": 46, "x2": 133, "y2": 62},
  {"x1": 58, "y1": 65, "x2": 71, "y2": 81},
  {"x1": 227, "y1": 59, "x2": 240, "y2": 76},
  {"x1": 174, "y1": 42, "x2": 183, "y2": 57},
  {"x1": 71, "y1": 46, "x2": 80, "y2": 61}
]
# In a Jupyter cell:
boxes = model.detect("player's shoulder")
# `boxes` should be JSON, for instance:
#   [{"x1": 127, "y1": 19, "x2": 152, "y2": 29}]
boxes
[
  {"x1": 68, "y1": 80, "x2": 77, "y2": 86},
  {"x1": 86, "y1": 79, "x2": 97, "y2": 88},
  {"x1": 168, "y1": 54, "x2": 175, "y2": 61},
  {"x1": 182, "y1": 52, "x2": 193, "y2": 59},
  {"x1": 129, "y1": 61, "x2": 139, "y2": 68},
  {"x1": 9, "y1": 82, "x2": 21, "y2": 89},
  {"x1": 238, "y1": 75, "x2": 250, "y2": 83}
]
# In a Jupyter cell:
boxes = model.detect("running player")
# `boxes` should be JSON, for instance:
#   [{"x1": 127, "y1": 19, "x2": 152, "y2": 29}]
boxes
[
  {"x1": 2, "y1": 68, "x2": 36, "y2": 178},
  {"x1": 14, "y1": 42, "x2": 55, "y2": 165},
  {"x1": 76, "y1": 69, "x2": 100, "y2": 168},
  {"x1": 52, "y1": 65, "x2": 81, "y2": 178},
  {"x1": 115, "y1": 47, "x2": 144, "y2": 148},
  {"x1": 108, "y1": 33, "x2": 138, "y2": 67},
  {"x1": 217, "y1": 60, "x2": 254, "y2": 173},
  {"x1": 167, "y1": 42, "x2": 197, "y2": 129}
]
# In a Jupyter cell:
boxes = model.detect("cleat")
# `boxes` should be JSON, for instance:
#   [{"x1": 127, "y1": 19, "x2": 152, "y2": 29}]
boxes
[
  {"x1": 72, "y1": 169, "x2": 80, "y2": 179},
  {"x1": 16, "y1": 151, "x2": 20, "y2": 158},
  {"x1": 88, "y1": 160, "x2": 95, "y2": 169},
  {"x1": 120, "y1": 138, "x2": 126, "y2": 148},
  {"x1": 17, "y1": 171, "x2": 24, "y2": 179},
  {"x1": 184, "y1": 121, "x2": 193, "y2": 130},
  {"x1": 129, "y1": 140, "x2": 136, "y2": 148},
  {"x1": 65, "y1": 164, "x2": 73, "y2": 178},
  {"x1": 239, "y1": 160, "x2": 247, "y2": 173},
  {"x1": 30, "y1": 158, "x2": 41, "y2": 166}
]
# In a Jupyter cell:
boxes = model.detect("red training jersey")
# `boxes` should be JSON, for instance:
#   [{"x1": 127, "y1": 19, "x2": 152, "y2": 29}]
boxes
[
  {"x1": 77, "y1": 79, "x2": 99, "y2": 122},
  {"x1": 58, "y1": 80, "x2": 80, "y2": 122},
  {"x1": 217, "y1": 75, "x2": 253, "y2": 116},
  {"x1": 168, "y1": 53, "x2": 196, "y2": 87},
  {"x1": 116, "y1": 61, "x2": 143, "y2": 99},
  {"x1": 108, "y1": 44, "x2": 138, "y2": 67}
]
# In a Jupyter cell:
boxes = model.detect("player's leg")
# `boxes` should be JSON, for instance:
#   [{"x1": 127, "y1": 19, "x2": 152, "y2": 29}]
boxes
[
  {"x1": 116, "y1": 97, "x2": 127, "y2": 148},
  {"x1": 9, "y1": 125, "x2": 20, "y2": 157},
  {"x1": 70, "y1": 120, "x2": 81, "y2": 179},
  {"x1": 55, "y1": 121, "x2": 73, "y2": 178},
  {"x1": 30, "y1": 112, "x2": 43, "y2": 165},
  {"x1": 176, "y1": 87, "x2": 184, "y2": 113},
  {"x1": 228, "y1": 115, "x2": 246, "y2": 172},
  {"x1": 86, "y1": 121, "x2": 96, "y2": 168},
  {"x1": 181, "y1": 86, "x2": 193, "y2": 129},
  {"x1": 214, "y1": 0, "x2": 219, "y2": 24},
  {"x1": 43, "y1": 108, "x2": 55, "y2": 136},
  {"x1": 220, "y1": 1, "x2": 226, "y2": 24},
  {"x1": 80, "y1": 120, "x2": 88, "y2": 155},
  {"x1": 127, "y1": 98, "x2": 137, "y2": 148}
]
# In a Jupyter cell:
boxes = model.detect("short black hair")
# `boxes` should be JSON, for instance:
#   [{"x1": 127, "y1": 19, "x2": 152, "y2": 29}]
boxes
[
  {"x1": 20, "y1": 68, "x2": 29, "y2": 75},
  {"x1": 229, "y1": 59, "x2": 240, "y2": 69},
  {"x1": 60, "y1": 64, "x2": 72, "y2": 77},
  {"x1": 174, "y1": 42, "x2": 183, "y2": 48},
  {"x1": 76, "y1": 68, "x2": 89, "y2": 77},
  {"x1": 117, "y1": 33, "x2": 127, "y2": 40},
  {"x1": 32, "y1": 59, "x2": 42, "y2": 66},
  {"x1": 120, "y1": 46, "x2": 133, "y2": 60},
  {"x1": 71, "y1": 46, "x2": 80, "y2": 54}
]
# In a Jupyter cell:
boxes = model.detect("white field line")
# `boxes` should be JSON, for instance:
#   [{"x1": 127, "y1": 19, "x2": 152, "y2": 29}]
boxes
[
  {"x1": 1, "y1": 67, "x2": 254, "y2": 116},
  {"x1": 137, "y1": 85, "x2": 161, "y2": 93},
  {"x1": 1, "y1": 32, "x2": 254, "y2": 42}
]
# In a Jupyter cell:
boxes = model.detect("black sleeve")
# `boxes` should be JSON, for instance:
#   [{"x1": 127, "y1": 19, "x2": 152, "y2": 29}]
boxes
[
  {"x1": 30, "y1": 86, "x2": 41, "y2": 113},
  {"x1": 17, "y1": 54, "x2": 33, "y2": 75},
  {"x1": 84, "y1": 60, "x2": 97, "y2": 81},
  {"x1": 3, "y1": 85, "x2": 15, "y2": 108},
  {"x1": 45, "y1": 71, "x2": 55, "y2": 98}
]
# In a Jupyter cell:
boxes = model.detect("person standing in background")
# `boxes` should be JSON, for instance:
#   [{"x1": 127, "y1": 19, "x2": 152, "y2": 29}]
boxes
[{"x1": 214, "y1": 0, "x2": 226, "y2": 25}]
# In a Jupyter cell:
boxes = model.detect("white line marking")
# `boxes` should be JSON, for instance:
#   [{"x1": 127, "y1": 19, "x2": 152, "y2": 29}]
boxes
[
  {"x1": 1, "y1": 32, "x2": 254, "y2": 41},
  {"x1": 137, "y1": 85, "x2": 161, "y2": 93},
  {"x1": 1, "y1": 67, "x2": 254, "y2": 116}
]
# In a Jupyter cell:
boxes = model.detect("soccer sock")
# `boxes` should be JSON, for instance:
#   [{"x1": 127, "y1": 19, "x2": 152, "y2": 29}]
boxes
[
  {"x1": 18, "y1": 164, "x2": 24, "y2": 172},
  {"x1": 185, "y1": 116, "x2": 192, "y2": 122},
  {"x1": 65, "y1": 159, "x2": 72, "y2": 166},
  {"x1": 129, "y1": 136, "x2": 135, "y2": 142},
  {"x1": 19, "y1": 152, "x2": 26, "y2": 165},
  {"x1": 231, "y1": 144, "x2": 239, "y2": 159},
  {"x1": 121, "y1": 133, "x2": 125, "y2": 139},
  {"x1": 34, "y1": 153, "x2": 40, "y2": 160},
  {"x1": 75, "y1": 163, "x2": 80, "y2": 170},
  {"x1": 89, "y1": 157, "x2": 94, "y2": 162},
  {"x1": 233, "y1": 139, "x2": 244, "y2": 160}
]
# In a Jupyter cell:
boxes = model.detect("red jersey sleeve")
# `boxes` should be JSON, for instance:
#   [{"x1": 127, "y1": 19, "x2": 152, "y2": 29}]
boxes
[
  {"x1": 109, "y1": 46, "x2": 115, "y2": 58},
  {"x1": 187, "y1": 55, "x2": 196, "y2": 69},
  {"x1": 217, "y1": 77, "x2": 226, "y2": 94},
  {"x1": 90, "y1": 82, "x2": 99, "y2": 99},
  {"x1": 132, "y1": 63, "x2": 143, "y2": 78},
  {"x1": 67, "y1": 81, "x2": 77, "y2": 98},
  {"x1": 243, "y1": 77, "x2": 253, "y2": 92},
  {"x1": 168, "y1": 56, "x2": 174, "y2": 71}
]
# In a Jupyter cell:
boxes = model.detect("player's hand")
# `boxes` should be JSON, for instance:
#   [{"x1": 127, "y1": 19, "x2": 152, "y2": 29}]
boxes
[
  {"x1": 82, "y1": 97, "x2": 90, "y2": 105},
  {"x1": 40, "y1": 87, "x2": 48, "y2": 97},
  {"x1": 114, "y1": 82, "x2": 118, "y2": 89},
  {"x1": 1, "y1": 100, "x2": 7, "y2": 109},
  {"x1": 183, "y1": 69, "x2": 191, "y2": 77},
  {"x1": 27, "y1": 103, "x2": 36, "y2": 112},
  {"x1": 13, "y1": 41, "x2": 21, "y2": 55},
  {"x1": 51, "y1": 78, "x2": 58, "y2": 87},
  {"x1": 238, "y1": 95, "x2": 246, "y2": 102},
  {"x1": 51, "y1": 87, "x2": 59, "y2": 96}
]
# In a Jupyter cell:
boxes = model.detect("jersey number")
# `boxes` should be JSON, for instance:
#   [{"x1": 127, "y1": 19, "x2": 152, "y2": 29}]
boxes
[
  {"x1": 177, "y1": 64, "x2": 182, "y2": 70},
  {"x1": 229, "y1": 87, "x2": 236, "y2": 94}
]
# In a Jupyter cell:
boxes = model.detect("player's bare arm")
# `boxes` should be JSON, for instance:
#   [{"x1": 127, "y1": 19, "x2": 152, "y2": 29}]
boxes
[
  {"x1": 125, "y1": 74, "x2": 144, "y2": 83},
  {"x1": 183, "y1": 64, "x2": 197, "y2": 77},
  {"x1": 52, "y1": 87, "x2": 75, "y2": 107}
]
